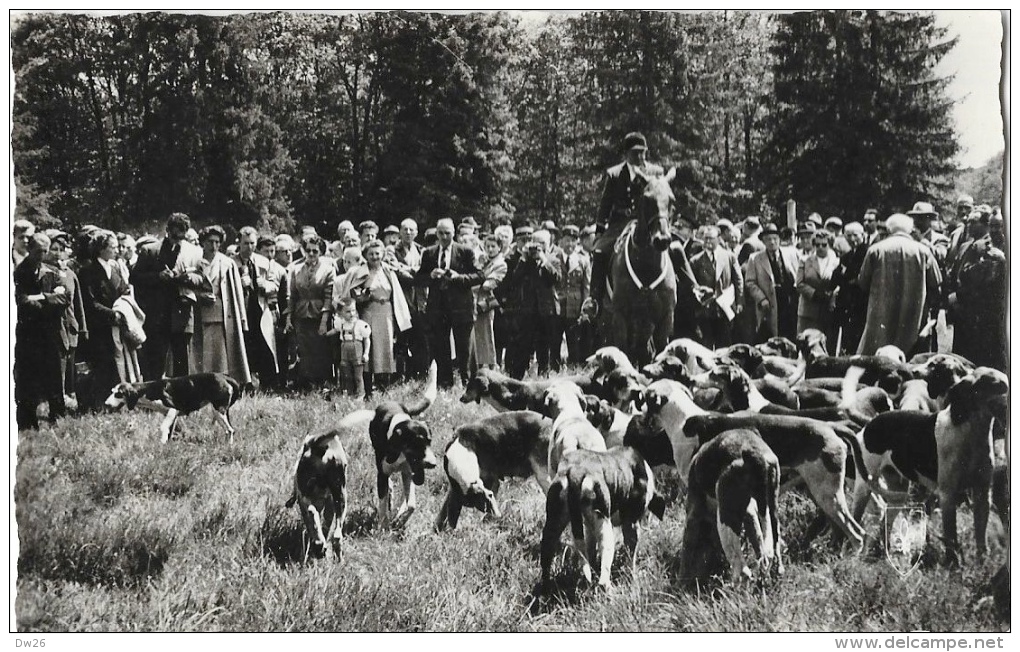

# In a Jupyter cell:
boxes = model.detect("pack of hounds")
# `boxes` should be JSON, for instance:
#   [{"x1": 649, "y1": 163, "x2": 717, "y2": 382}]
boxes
[{"x1": 103, "y1": 328, "x2": 1009, "y2": 592}]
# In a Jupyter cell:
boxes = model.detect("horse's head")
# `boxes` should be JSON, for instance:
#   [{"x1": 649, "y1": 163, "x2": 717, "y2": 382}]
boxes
[{"x1": 637, "y1": 167, "x2": 676, "y2": 252}]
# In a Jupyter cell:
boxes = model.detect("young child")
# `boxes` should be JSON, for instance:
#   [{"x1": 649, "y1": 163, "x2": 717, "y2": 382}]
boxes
[{"x1": 328, "y1": 297, "x2": 372, "y2": 397}]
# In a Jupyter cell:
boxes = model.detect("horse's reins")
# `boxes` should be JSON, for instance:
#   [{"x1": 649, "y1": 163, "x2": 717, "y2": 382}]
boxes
[{"x1": 623, "y1": 221, "x2": 670, "y2": 291}]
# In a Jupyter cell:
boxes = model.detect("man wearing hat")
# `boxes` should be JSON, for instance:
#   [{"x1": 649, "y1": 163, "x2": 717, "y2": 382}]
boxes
[
  {"x1": 951, "y1": 208, "x2": 1006, "y2": 370},
  {"x1": 946, "y1": 194, "x2": 975, "y2": 272},
  {"x1": 588, "y1": 132, "x2": 664, "y2": 312},
  {"x1": 907, "y1": 201, "x2": 950, "y2": 265},
  {"x1": 736, "y1": 216, "x2": 765, "y2": 266},
  {"x1": 744, "y1": 223, "x2": 799, "y2": 342},
  {"x1": 794, "y1": 222, "x2": 816, "y2": 266},
  {"x1": 359, "y1": 220, "x2": 379, "y2": 246},
  {"x1": 825, "y1": 217, "x2": 851, "y2": 256},
  {"x1": 382, "y1": 224, "x2": 401, "y2": 248}
]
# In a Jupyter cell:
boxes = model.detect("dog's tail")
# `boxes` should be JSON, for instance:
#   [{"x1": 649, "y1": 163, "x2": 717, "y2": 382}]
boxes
[
  {"x1": 567, "y1": 473, "x2": 586, "y2": 542},
  {"x1": 839, "y1": 365, "x2": 866, "y2": 409},
  {"x1": 338, "y1": 409, "x2": 375, "y2": 432},
  {"x1": 831, "y1": 422, "x2": 903, "y2": 505},
  {"x1": 403, "y1": 361, "x2": 438, "y2": 416}
]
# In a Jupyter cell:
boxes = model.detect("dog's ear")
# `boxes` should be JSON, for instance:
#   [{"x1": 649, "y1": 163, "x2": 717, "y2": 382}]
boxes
[
  {"x1": 582, "y1": 394, "x2": 600, "y2": 415},
  {"x1": 648, "y1": 493, "x2": 667, "y2": 520},
  {"x1": 947, "y1": 375, "x2": 977, "y2": 425},
  {"x1": 632, "y1": 390, "x2": 646, "y2": 411},
  {"x1": 124, "y1": 386, "x2": 141, "y2": 409}
]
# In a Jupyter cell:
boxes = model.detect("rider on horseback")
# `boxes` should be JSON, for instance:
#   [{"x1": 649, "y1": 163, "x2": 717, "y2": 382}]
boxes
[{"x1": 586, "y1": 132, "x2": 663, "y2": 315}]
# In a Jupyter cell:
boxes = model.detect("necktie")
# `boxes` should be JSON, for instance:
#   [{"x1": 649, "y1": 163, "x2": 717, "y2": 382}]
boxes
[{"x1": 439, "y1": 247, "x2": 447, "y2": 270}]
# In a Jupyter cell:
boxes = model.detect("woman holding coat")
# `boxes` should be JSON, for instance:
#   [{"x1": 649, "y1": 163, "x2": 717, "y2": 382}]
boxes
[{"x1": 330, "y1": 239, "x2": 411, "y2": 396}]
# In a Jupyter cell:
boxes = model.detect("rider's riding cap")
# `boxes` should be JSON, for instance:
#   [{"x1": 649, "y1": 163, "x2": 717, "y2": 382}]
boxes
[{"x1": 623, "y1": 132, "x2": 647, "y2": 152}]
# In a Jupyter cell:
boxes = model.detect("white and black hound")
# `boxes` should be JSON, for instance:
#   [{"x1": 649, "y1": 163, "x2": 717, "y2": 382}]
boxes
[
  {"x1": 369, "y1": 362, "x2": 439, "y2": 528},
  {"x1": 851, "y1": 367, "x2": 1009, "y2": 563},
  {"x1": 104, "y1": 372, "x2": 242, "y2": 443},
  {"x1": 541, "y1": 446, "x2": 666, "y2": 590},
  {"x1": 684, "y1": 428, "x2": 783, "y2": 582},
  {"x1": 435, "y1": 410, "x2": 552, "y2": 531}
]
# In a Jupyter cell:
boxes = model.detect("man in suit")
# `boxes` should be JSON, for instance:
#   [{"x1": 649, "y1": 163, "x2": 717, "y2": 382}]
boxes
[
  {"x1": 862, "y1": 208, "x2": 880, "y2": 245},
  {"x1": 130, "y1": 212, "x2": 205, "y2": 380},
  {"x1": 392, "y1": 217, "x2": 430, "y2": 379},
  {"x1": 500, "y1": 229, "x2": 562, "y2": 378},
  {"x1": 231, "y1": 226, "x2": 280, "y2": 387},
  {"x1": 415, "y1": 217, "x2": 484, "y2": 388},
  {"x1": 830, "y1": 222, "x2": 869, "y2": 355},
  {"x1": 744, "y1": 223, "x2": 799, "y2": 343},
  {"x1": 587, "y1": 132, "x2": 662, "y2": 313},
  {"x1": 690, "y1": 225, "x2": 744, "y2": 348}
]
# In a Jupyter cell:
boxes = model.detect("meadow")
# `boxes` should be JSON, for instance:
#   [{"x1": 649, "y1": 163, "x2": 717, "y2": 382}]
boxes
[{"x1": 14, "y1": 378, "x2": 1010, "y2": 632}]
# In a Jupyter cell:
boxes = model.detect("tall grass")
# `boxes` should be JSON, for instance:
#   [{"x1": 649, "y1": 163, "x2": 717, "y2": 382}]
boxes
[{"x1": 14, "y1": 381, "x2": 1009, "y2": 632}]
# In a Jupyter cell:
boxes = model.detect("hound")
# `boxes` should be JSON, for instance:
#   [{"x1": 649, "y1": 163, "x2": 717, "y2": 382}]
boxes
[
  {"x1": 851, "y1": 367, "x2": 1009, "y2": 563},
  {"x1": 539, "y1": 381, "x2": 607, "y2": 480},
  {"x1": 586, "y1": 346, "x2": 640, "y2": 380},
  {"x1": 435, "y1": 410, "x2": 552, "y2": 531},
  {"x1": 695, "y1": 364, "x2": 892, "y2": 429},
  {"x1": 285, "y1": 409, "x2": 374, "y2": 559},
  {"x1": 655, "y1": 338, "x2": 716, "y2": 376},
  {"x1": 540, "y1": 446, "x2": 666, "y2": 590},
  {"x1": 796, "y1": 329, "x2": 913, "y2": 395},
  {"x1": 627, "y1": 380, "x2": 868, "y2": 551},
  {"x1": 756, "y1": 336, "x2": 799, "y2": 360},
  {"x1": 581, "y1": 394, "x2": 631, "y2": 448},
  {"x1": 460, "y1": 367, "x2": 601, "y2": 412},
  {"x1": 684, "y1": 429, "x2": 782, "y2": 582},
  {"x1": 641, "y1": 355, "x2": 692, "y2": 384},
  {"x1": 369, "y1": 362, "x2": 440, "y2": 528},
  {"x1": 715, "y1": 343, "x2": 765, "y2": 376},
  {"x1": 286, "y1": 430, "x2": 350, "y2": 560},
  {"x1": 104, "y1": 372, "x2": 242, "y2": 443}
]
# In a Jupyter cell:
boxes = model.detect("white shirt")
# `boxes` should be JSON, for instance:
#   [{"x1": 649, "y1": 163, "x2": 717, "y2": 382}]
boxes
[
  {"x1": 438, "y1": 245, "x2": 452, "y2": 270},
  {"x1": 626, "y1": 162, "x2": 642, "y2": 181},
  {"x1": 98, "y1": 257, "x2": 115, "y2": 279}
]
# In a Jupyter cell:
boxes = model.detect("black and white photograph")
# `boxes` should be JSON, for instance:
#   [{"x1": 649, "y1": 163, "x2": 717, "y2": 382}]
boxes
[{"x1": 8, "y1": 8, "x2": 1009, "y2": 635}]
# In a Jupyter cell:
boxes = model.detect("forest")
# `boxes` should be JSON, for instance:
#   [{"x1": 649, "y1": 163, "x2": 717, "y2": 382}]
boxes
[{"x1": 12, "y1": 10, "x2": 990, "y2": 235}]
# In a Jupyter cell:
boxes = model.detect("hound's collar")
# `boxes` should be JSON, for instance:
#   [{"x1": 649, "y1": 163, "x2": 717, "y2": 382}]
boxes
[{"x1": 387, "y1": 413, "x2": 410, "y2": 440}]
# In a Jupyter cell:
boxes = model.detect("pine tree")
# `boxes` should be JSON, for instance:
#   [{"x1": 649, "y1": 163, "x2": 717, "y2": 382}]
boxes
[{"x1": 761, "y1": 10, "x2": 959, "y2": 219}]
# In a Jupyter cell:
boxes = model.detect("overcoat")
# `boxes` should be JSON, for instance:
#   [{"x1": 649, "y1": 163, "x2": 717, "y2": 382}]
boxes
[{"x1": 856, "y1": 232, "x2": 942, "y2": 355}]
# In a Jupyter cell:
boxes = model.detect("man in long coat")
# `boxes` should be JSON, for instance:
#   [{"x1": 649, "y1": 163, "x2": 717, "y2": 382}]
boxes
[
  {"x1": 230, "y1": 226, "x2": 279, "y2": 387},
  {"x1": 856, "y1": 214, "x2": 942, "y2": 356},
  {"x1": 743, "y1": 223, "x2": 799, "y2": 342}
]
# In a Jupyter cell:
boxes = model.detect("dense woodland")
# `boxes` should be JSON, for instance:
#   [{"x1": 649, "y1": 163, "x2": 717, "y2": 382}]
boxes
[{"x1": 11, "y1": 10, "x2": 999, "y2": 235}]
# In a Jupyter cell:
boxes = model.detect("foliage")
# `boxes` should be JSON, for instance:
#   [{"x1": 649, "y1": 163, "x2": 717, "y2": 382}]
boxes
[
  {"x1": 953, "y1": 151, "x2": 1005, "y2": 209},
  {"x1": 11, "y1": 10, "x2": 969, "y2": 236},
  {"x1": 761, "y1": 10, "x2": 960, "y2": 220}
]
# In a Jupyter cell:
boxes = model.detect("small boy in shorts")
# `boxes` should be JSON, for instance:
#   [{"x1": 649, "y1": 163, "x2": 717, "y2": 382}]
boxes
[{"x1": 328, "y1": 297, "x2": 372, "y2": 397}]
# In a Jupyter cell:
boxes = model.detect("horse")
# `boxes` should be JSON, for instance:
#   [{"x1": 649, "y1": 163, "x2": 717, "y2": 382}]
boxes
[{"x1": 604, "y1": 168, "x2": 677, "y2": 366}]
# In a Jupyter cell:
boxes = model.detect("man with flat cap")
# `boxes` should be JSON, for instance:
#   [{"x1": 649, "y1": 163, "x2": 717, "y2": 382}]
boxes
[{"x1": 587, "y1": 132, "x2": 663, "y2": 314}]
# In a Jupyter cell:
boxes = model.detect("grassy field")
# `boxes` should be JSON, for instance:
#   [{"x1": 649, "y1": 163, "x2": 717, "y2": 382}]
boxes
[{"x1": 14, "y1": 378, "x2": 1010, "y2": 632}]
